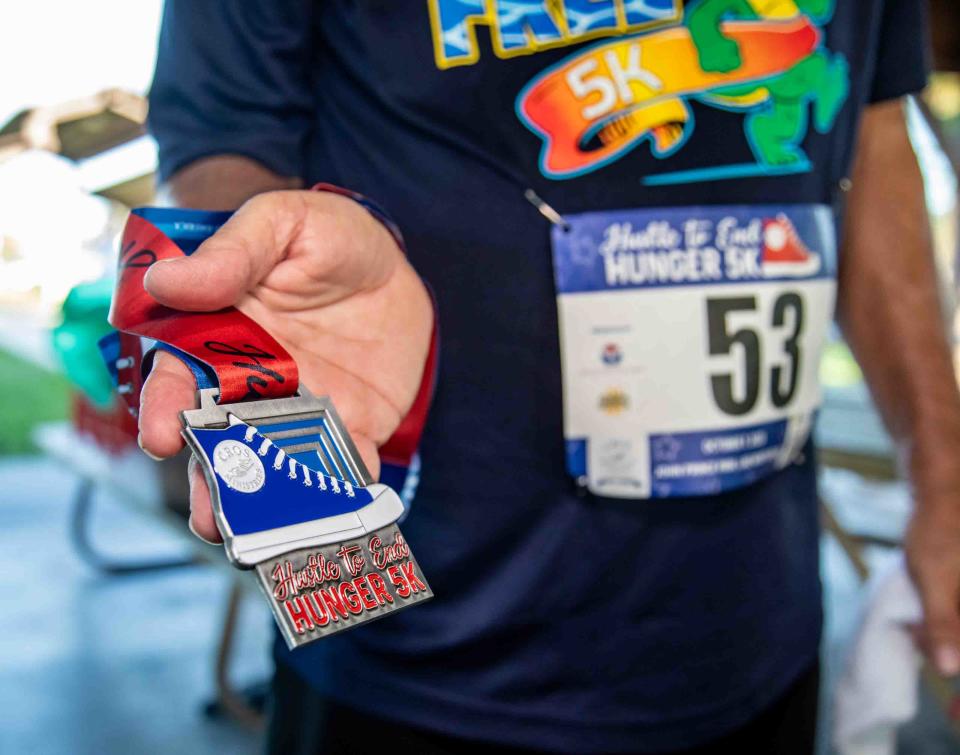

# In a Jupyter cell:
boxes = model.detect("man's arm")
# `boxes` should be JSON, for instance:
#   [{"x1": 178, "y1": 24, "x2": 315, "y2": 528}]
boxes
[
  {"x1": 838, "y1": 97, "x2": 960, "y2": 676},
  {"x1": 160, "y1": 155, "x2": 302, "y2": 210},
  {"x1": 148, "y1": 0, "x2": 314, "y2": 205},
  {"x1": 142, "y1": 2, "x2": 437, "y2": 543}
]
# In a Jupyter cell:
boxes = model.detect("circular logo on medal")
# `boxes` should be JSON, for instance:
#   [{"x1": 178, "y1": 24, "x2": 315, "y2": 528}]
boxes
[{"x1": 212, "y1": 440, "x2": 265, "y2": 494}]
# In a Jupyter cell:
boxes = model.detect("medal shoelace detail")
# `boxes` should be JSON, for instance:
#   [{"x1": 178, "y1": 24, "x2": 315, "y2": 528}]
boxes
[{"x1": 241, "y1": 423, "x2": 355, "y2": 497}]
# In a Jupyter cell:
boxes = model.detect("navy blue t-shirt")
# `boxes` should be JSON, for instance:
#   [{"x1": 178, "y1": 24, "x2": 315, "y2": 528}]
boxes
[{"x1": 149, "y1": 1, "x2": 928, "y2": 751}]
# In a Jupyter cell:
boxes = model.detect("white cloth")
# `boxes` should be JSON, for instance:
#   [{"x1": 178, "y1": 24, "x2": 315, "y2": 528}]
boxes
[{"x1": 833, "y1": 555, "x2": 924, "y2": 755}]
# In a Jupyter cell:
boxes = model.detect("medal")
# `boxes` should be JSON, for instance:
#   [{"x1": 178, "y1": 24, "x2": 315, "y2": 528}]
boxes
[
  {"x1": 181, "y1": 385, "x2": 431, "y2": 648},
  {"x1": 103, "y1": 202, "x2": 434, "y2": 649}
]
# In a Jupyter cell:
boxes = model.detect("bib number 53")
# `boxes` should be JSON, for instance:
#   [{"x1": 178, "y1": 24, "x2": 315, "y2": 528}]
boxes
[{"x1": 706, "y1": 293, "x2": 805, "y2": 416}]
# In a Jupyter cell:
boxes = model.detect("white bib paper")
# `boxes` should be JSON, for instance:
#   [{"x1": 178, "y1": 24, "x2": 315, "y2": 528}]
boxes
[{"x1": 552, "y1": 204, "x2": 837, "y2": 499}]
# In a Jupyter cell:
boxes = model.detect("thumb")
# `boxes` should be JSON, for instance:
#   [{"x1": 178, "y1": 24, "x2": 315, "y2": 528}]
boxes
[{"x1": 143, "y1": 191, "x2": 308, "y2": 311}]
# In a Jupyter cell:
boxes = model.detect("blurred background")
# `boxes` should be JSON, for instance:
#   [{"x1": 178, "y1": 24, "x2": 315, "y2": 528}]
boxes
[
  {"x1": 0, "y1": 3, "x2": 273, "y2": 755},
  {"x1": 0, "y1": 2, "x2": 959, "y2": 754}
]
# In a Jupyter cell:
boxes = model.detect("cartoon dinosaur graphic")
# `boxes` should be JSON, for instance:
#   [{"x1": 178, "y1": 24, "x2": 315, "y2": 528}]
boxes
[
  {"x1": 516, "y1": 0, "x2": 850, "y2": 180},
  {"x1": 686, "y1": 0, "x2": 849, "y2": 166}
]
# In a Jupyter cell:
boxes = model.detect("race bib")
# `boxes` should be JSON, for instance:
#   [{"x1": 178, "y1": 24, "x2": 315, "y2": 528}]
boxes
[{"x1": 552, "y1": 204, "x2": 837, "y2": 499}]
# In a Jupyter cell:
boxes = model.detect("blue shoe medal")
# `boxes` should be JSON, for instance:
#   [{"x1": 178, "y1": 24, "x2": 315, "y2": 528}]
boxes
[{"x1": 183, "y1": 387, "x2": 431, "y2": 649}]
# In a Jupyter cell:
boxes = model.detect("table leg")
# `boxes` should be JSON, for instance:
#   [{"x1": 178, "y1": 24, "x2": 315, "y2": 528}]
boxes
[
  {"x1": 210, "y1": 578, "x2": 266, "y2": 731},
  {"x1": 69, "y1": 477, "x2": 198, "y2": 574}
]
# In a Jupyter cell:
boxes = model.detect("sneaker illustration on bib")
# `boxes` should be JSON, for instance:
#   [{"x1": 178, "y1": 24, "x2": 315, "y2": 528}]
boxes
[{"x1": 761, "y1": 213, "x2": 822, "y2": 278}]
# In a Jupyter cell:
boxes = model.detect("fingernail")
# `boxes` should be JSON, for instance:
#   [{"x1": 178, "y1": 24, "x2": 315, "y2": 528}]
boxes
[
  {"x1": 188, "y1": 517, "x2": 220, "y2": 546},
  {"x1": 142, "y1": 257, "x2": 170, "y2": 278},
  {"x1": 137, "y1": 432, "x2": 164, "y2": 462},
  {"x1": 145, "y1": 258, "x2": 178, "y2": 272},
  {"x1": 936, "y1": 645, "x2": 960, "y2": 676}
]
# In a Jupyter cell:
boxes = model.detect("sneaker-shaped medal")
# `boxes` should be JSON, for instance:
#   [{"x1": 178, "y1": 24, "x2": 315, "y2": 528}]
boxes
[{"x1": 182, "y1": 386, "x2": 432, "y2": 649}]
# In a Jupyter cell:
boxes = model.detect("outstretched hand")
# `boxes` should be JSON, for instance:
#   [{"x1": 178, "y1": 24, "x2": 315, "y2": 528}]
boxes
[{"x1": 137, "y1": 191, "x2": 433, "y2": 542}]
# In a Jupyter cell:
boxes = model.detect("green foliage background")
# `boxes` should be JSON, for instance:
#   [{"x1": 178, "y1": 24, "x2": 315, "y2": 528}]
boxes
[{"x1": 0, "y1": 349, "x2": 70, "y2": 455}]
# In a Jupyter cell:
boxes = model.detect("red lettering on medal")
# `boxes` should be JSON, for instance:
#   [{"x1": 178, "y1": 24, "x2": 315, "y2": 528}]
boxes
[
  {"x1": 339, "y1": 582, "x2": 364, "y2": 615},
  {"x1": 388, "y1": 565, "x2": 411, "y2": 598},
  {"x1": 353, "y1": 576, "x2": 379, "y2": 610},
  {"x1": 306, "y1": 593, "x2": 330, "y2": 627},
  {"x1": 273, "y1": 562, "x2": 295, "y2": 601},
  {"x1": 337, "y1": 544, "x2": 365, "y2": 577},
  {"x1": 367, "y1": 573, "x2": 394, "y2": 605},
  {"x1": 401, "y1": 561, "x2": 427, "y2": 594},
  {"x1": 273, "y1": 541, "x2": 428, "y2": 636},
  {"x1": 369, "y1": 531, "x2": 411, "y2": 570},
  {"x1": 272, "y1": 552, "x2": 341, "y2": 600},
  {"x1": 285, "y1": 597, "x2": 315, "y2": 634},
  {"x1": 321, "y1": 586, "x2": 349, "y2": 621}
]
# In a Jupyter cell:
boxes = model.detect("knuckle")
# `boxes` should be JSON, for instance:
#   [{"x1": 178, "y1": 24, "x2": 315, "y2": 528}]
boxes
[
  {"x1": 250, "y1": 190, "x2": 306, "y2": 228},
  {"x1": 151, "y1": 350, "x2": 187, "y2": 378},
  {"x1": 246, "y1": 189, "x2": 292, "y2": 213}
]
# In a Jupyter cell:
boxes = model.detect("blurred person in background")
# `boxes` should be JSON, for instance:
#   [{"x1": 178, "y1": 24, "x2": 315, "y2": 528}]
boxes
[{"x1": 139, "y1": 1, "x2": 959, "y2": 753}]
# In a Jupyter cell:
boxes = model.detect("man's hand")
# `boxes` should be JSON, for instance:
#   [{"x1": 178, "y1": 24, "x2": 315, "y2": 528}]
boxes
[
  {"x1": 907, "y1": 473, "x2": 960, "y2": 676},
  {"x1": 838, "y1": 98, "x2": 960, "y2": 677},
  {"x1": 137, "y1": 190, "x2": 433, "y2": 543}
]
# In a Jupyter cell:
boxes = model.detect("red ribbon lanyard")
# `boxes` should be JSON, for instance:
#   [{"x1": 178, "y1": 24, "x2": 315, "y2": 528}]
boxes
[
  {"x1": 110, "y1": 212, "x2": 300, "y2": 404},
  {"x1": 379, "y1": 316, "x2": 438, "y2": 467}
]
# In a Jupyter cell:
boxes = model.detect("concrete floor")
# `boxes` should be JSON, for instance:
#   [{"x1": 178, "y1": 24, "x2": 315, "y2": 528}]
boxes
[
  {"x1": 0, "y1": 454, "x2": 957, "y2": 755},
  {"x1": 0, "y1": 456, "x2": 270, "y2": 755}
]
